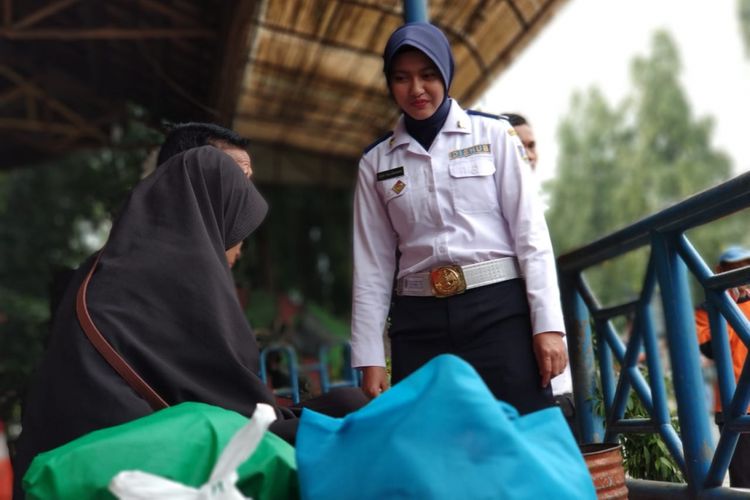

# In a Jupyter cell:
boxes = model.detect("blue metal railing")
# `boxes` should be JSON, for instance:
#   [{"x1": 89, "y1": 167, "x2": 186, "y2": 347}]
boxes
[
  {"x1": 259, "y1": 342, "x2": 360, "y2": 404},
  {"x1": 557, "y1": 171, "x2": 750, "y2": 497},
  {"x1": 259, "y1": 344, "x2": 301, "y2": 404},
  {"x1": 317, "y1": 342, "x2": 360, "y2": 393}
]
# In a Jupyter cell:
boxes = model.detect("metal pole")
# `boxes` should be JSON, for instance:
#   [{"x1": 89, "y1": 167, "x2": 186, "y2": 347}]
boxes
[
  {"x1": 560, "y1": 273, "x2": 604, "y2": 443},
  {"x1": 652, "y1": 231, "x2": 713, "y2": 492},
  {"x1": 403, "y1": 0, "x2": 428, "y2": 23}
]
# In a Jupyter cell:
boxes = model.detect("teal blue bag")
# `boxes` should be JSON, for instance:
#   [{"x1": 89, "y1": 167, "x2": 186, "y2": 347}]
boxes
[{"x1": 296, "y1": 354, "x2": 596, "y2": 500}]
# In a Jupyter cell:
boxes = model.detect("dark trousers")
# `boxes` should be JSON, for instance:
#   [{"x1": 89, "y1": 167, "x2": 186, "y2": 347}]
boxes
[
  {"x1": 717, "y1": 414, "x2": 750, "y2": 488},
  {"x1": 269, "y1": 387, "x2": 369, "y2": 445},
  {"x1": 553, "y1": 392, "x2": 579, "y2": 442},
  {"x1": 388, "y1": 279, "x2": 552, "y2": 415}
]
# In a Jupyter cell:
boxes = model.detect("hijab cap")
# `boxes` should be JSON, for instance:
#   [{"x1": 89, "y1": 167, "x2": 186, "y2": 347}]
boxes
[{"x1": 383, "y1": 22, "x2": 454, "y2": 91}]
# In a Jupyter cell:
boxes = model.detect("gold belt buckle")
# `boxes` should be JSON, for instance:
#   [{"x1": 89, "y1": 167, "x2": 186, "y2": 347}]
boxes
[{"x1": 430, "y1": 265, "x2": 467, "y2": 298}]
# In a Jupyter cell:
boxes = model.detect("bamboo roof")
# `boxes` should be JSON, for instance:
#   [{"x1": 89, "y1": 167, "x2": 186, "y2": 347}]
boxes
[{"x1": 0, "y1": 0, "x2": 569, "y2": 176}]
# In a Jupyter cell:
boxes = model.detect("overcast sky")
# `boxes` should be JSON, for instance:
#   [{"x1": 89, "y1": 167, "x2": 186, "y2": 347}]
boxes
[{"x1": 477, "y1": 0, "x2": 750, "y2": 184}]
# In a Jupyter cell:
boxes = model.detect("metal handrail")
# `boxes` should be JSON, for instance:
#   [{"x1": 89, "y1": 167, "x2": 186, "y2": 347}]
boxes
[
  {"x1": 557, "y1": 170, "x2": 750, "y2": 496},
  {"x1": 259, "y1": 343, "x2": 300, "y2": 404}
]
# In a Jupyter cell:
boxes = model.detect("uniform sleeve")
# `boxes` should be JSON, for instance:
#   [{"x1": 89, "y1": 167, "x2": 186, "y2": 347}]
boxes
[
  {"x1": 350, "y1": 155, "x2": 398, "y2": 367},
  {"x1": 495, "y1": 122, "x2": 566, "y2": 335}
]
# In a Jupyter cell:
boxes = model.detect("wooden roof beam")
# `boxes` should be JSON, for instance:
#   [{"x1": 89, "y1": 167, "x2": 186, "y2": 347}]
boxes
[
  {"x1": 335, "y1": 0, "x2": 400, "y2": 18},
  {"x1": 0, "y1": 117, "x2": 84, "y2": 135},
  {"x1": 0, "y1": 27, "x2": 215, "y2": 40},
  {"x1": 137, "y1": 0, "x2": 199, "y2": 27},
  {"x1": 246, "y1": 58, "x2": 383, "y2": 97},
  {"x1": 10, "y1": 0, "x2": 204, "y2": 32},
  {"x1": 0, "y1": 85, "x2": 24, "y2": 105},
  {"x1": 439, "y1": 23, "x2": 487, "y2": 74},
  {"x1": 211, "y1": 0, "x2": 263, "y2": 125},
  {"x1": 12, "y1": 0, "x2": 80, "y2": 30},
  {"x1": 505, "y1": 0, "x2": 530, "y2": 29},
  {"x1": 462, "y1": 0, "x2": 564, "y2": 103},
  {"x1": 138, "y1": 44, "x2": 219, "y2": 118},
  {"x1": 255, "y1": 19, "x2": 380, "y2": 57},
  {"x1": 0, "y1": 65, "x2": 108, "y2": 141},
  {"x1": 3, "y1": 0, "x2": 11, "y2": 28}
]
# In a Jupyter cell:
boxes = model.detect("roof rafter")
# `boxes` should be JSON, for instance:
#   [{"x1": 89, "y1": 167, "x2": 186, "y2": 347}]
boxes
[
  {"x1": 0, "y1": 64, "x2": 108, "y2": 142},
  {"x1": 461, "y1": 0, "x2": 564, "y2": 103},
  {"x1": 255, "y1": 19, "x2": 380, "y2": 57},
  {"x1": 11, "y1": 0, "x2": 80, "y2": 30},
  {"x1": 0, "y1": 27, "x2": 215, "y2": 40}
]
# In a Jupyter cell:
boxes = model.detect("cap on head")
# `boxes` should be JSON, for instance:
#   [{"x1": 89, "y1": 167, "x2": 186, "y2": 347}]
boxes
[
  {"x1": 383, "y1": 22, "x2": 454, "y2": 91},
  {"x1": 719, "y1": 245, "x2": 750, "y2": 264}
]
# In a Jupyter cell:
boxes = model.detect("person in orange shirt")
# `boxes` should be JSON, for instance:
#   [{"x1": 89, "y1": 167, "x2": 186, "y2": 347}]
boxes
[{"x1": 695, "y1": 245, "x2": 750, "y2": 488}]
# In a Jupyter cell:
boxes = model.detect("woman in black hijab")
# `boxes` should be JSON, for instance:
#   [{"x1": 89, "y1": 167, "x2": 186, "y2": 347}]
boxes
[{"x1": 13, "y1": 145, "x2": 365, "y2": 496}]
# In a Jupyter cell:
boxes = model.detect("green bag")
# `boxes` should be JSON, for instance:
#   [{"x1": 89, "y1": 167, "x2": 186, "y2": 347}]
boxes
[{"x1": 23, "y1": 402, "x2": 298, "y2": 499}]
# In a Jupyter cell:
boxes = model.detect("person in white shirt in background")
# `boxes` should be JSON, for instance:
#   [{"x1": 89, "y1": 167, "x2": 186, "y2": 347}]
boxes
[
  {"x1": 350, "y1": 22, "x2": 568, "y2": 416},
  {"x1": 503, "y1": 112, "x2": 577, "y2": 439}
]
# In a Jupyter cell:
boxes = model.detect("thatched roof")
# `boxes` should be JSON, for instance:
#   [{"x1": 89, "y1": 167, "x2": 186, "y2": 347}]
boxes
[{"x1": 1, "y1": 0, "x2": 569, "y2": 181}]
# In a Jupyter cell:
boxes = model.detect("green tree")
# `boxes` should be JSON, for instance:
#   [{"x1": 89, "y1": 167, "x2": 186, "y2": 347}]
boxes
[
  {"x1": 548, "y1": 29, "x2": 739, "y2": 482},
  {"x1": 740, "y1": 0, "x2": 750, "y2": 57},
  {"x1": 547, "y1": 30, "x2": 735, "y2": 306},
  {"x1": 547, "y1": 88, "x2": 629, "y2": 255},
  {"x1": 0, "y1": 117, "x2": 161, "y2": 424}
]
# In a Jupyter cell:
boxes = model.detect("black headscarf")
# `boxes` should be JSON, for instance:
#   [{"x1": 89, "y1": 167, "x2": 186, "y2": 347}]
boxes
[
  {"x1": 14, "y1": 146, "x2": 275, "y2": 491},
  {"x1": 383, "y1": 22, "x2": 455, "y2": 150}
]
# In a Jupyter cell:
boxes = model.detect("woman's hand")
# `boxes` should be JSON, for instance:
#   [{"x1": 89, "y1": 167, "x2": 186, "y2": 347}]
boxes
[
  {"x1": 360, "y1": 366, "x2": 390, "y2": 399},
  {"x1": 532, "y1": 332, "x2": 568, "y2": 388}
]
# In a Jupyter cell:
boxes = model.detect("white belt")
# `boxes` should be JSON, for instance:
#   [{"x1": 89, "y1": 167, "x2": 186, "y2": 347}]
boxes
[{"x1": 396, "y1": 257, "x2": 521, "y2": 298}]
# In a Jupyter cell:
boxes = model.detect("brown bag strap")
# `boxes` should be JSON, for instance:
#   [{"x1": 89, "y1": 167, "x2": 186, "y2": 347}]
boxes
[{"x1": 75, "y1": 251, "x2": 169, "y2": 410}]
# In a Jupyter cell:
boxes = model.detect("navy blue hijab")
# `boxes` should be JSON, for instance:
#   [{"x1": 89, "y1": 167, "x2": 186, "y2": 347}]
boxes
[{"x1": 383, "y1": 22, "x2": 455, "y2": 150}]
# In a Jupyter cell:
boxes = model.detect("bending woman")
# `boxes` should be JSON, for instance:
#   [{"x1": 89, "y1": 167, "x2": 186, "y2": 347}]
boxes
[
  {"x1": 350, "y1": 22, "x2": 568, "y2": 413},
  {"x1": 14, "y1": 145, "x2": 365, "y2": 496}
]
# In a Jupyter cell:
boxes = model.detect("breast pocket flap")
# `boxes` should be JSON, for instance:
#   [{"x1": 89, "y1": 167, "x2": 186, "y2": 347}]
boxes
[{"x1": 449, "y1": 160, "x2": 496, "y2": 178}]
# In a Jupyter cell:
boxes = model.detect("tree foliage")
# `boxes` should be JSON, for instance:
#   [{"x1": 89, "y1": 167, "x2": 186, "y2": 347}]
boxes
[
  {"x1": 0, "y1": 118, "x2": 161, "y2": 423},
  {"x1": 740, "y1": 0, "x2": 750, "y2": 57},
  {"x1": 548, "y1": 28, "x2": 744, "y2": 484},
  {"x1": 546, "y1": 30, "x2": 736, "y2": 305}
]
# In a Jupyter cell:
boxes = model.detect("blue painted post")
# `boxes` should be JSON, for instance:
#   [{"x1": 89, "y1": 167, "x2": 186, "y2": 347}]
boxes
[
  {"x1": 403, "y1": 0, "x2": 428, "y2": 23},
  {"x1": 561, "y1": 277, "x2": 604, "y2": 443},
  {"x1": 652, "y1": 232, "x2": 713, "y2": 491},
  {"x1": 596, "y1": 319, "x2": 616, "y2": 415}
]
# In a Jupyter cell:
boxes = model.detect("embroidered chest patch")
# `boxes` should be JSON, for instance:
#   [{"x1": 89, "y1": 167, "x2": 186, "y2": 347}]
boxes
[
  {"x1": 392, "y1": 180, "x2": 406, "y2": 194},
  {"x1": 448, "y1": 144, "x2": 491, "y2": 160}
]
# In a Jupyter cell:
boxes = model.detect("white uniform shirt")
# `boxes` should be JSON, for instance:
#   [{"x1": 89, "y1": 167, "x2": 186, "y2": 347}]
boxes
[{"x1": 351, "y1": 100, "x2": 565, "y2": 367}]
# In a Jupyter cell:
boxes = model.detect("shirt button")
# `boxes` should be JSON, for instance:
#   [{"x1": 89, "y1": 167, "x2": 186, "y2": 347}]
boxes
[
  {"x1": 471, "y1": 165, "x2": 478, "y2": 174},
  {"x1": 428, "y1": 186, "x2": 435, "y2": 192},
  {"x1": 439, "y1": 245, "x2": 446, "y2": 253}
]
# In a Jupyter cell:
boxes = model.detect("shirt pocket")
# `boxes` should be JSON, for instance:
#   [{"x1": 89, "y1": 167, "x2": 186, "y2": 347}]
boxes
[
  {"x1": 448, "y1": 157, "x2": 498, "y2": 213},
  {"x1": 381, "y1": 178, "x2": 416, "y2": 224}
]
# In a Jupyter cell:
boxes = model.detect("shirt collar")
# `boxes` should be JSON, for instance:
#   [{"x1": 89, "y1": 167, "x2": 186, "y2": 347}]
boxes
[
  {"x1": 386, "y1": 100, "x2": 471, "y2": 155},
  {"x1": 440, "y1": 100, "x2": 472, "y2": 134}
]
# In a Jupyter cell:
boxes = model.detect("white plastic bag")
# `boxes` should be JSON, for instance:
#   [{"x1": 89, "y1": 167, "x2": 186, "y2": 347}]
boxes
[{"x1": 109, "y1": 403, "x2": 277, "y2": 500}]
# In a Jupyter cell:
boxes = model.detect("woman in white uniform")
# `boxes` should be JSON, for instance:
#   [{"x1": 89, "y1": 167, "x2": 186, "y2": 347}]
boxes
[{"x1": 350, "y1": 22, "x2": 567, "y2": 414}]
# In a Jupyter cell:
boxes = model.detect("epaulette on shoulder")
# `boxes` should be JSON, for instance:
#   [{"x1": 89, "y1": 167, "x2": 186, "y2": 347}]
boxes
[
  {"x1": 363, "y1": 131, "x2": 394, "y2": 154},
  {"x1": 467, "y1": 109, "x2": 501, "y2": 120}
]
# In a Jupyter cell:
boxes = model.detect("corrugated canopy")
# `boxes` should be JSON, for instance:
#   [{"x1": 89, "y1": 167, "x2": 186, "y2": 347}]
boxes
[{"x1": 0, "y1": 0, "x2": 569, "y2": 178}]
